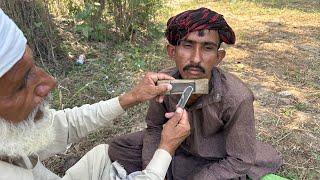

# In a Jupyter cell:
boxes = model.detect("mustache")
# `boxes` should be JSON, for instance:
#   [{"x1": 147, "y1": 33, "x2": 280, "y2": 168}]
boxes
[{"x1": 183, "y1": 64, "x2": 205, "y2": 73}]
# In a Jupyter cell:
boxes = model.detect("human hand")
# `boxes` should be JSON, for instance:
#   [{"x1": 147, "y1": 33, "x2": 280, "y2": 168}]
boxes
[
  {"x1": 119, "y1": 72, "x2": 174, "y2": 109},
  {"x1": 159, "y1": 107, "x2": 191, "y2": 156}
]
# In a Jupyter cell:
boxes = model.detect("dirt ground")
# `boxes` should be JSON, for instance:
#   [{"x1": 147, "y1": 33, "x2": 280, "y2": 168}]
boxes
[{"x1": 44, "y1": 0, "x2": 319, "y2": 179}]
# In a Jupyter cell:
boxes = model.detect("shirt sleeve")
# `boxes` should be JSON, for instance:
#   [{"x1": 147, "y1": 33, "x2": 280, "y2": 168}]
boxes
[
  {"x1": 37, "y1": 97, "x2": 125, "y2": 160},
  {"x1": 192, "y1": 95, "x2": 256, "y2": 180},
  {"x1": 142, "y1": 98, "x2": 168, "y2": 168},
  {"x1": 134, "y1": 149, "x2": 172, "y2": 180}
]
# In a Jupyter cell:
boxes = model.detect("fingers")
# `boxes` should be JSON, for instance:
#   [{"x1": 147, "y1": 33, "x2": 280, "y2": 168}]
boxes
[
  {"x1": 146, "y1": 72, "x2": 175, "y2": 83},
  {"x1": 156, "y1": 73, "x2": 175, "y2": 81},
  {"x1": 178, "y1": 109, "x2": 190, "y2": 127},
  {"x1": 154, "y1": 83, "x2": 172, "y2": 96},
  {"x1": 165, "y1": 112, "x2": 175, "y2": 119},
  {"x1": 165, "y1": 107, "x2": 183, "y2": 126},
  {"x1": 155, "y1": 95, "x2": 165, "y2": 103}
]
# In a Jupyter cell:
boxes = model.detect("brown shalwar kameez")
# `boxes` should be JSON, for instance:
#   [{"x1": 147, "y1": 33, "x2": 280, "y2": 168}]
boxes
[{"x1": 108, "y1": 67, "x2": 282, "y2": 180}]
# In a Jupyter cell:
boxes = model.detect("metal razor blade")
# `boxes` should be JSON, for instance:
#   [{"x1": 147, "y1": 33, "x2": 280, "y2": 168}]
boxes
[
  {"x1": 157, "y1": 79, "x2": 208, "y2": 95},
  {"x1": 177, "y1": 86, "x2": 194, "y2": 108}
]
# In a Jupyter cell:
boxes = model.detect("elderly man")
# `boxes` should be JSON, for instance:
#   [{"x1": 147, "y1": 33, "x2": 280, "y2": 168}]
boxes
[
  {"x1": 108, "y1": 8, "x2": 283, "y2": 180},
  {"x1": 0, "y1": 9, "x2": 191, "y2": 180}
]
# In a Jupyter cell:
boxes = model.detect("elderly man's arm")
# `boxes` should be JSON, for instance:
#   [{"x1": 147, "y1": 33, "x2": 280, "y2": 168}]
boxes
[
  {"x1": 192, "y1": 95, "x2": 256, "y2": 180},
  {"x1": 135, "y1": 107, "x2": 190, "y2": 180},
  {"x1": 37, "y1": 97, "x2": 125, "y2": 159},
  {"x1": 142, "y1": 98, "x2": 168, "y2": 168},
  {"x1": 37, "y1": 72, "x2": 173, "y2": 160}
]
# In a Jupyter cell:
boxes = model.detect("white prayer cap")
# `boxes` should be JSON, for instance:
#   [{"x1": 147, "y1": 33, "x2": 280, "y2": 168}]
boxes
[{"x1": 0, "y1": 8, "x2": 27, "y2": 78}]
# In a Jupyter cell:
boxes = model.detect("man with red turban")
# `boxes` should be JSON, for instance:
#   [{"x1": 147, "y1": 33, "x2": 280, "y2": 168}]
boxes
[{"x1": 108, "y1": 8, "x2": 282, "y2": 180}]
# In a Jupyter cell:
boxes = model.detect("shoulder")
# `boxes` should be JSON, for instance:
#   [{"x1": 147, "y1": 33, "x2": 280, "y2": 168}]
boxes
[{"x1": 219, "y1": 68, "x2": 254, "y2": 105}]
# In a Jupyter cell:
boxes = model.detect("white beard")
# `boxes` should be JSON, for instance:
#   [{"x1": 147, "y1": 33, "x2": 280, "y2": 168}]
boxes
[{"x1": 0, "y1": 99, "x2": 55, "y2": 157}]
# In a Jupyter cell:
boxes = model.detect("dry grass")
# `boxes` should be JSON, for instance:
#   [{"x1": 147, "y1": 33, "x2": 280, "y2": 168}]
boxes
[{"x1": 45, "y1": 0, "x2": 319, "y2": 179}]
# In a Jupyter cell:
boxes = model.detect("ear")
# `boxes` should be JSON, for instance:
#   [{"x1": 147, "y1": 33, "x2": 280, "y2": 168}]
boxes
[
  {"x1": 215, "y1": 49, "x2": 226, "y2": 65},
  {"x1": 167, "y1": 44, "x2": 175, "y2": 59}
]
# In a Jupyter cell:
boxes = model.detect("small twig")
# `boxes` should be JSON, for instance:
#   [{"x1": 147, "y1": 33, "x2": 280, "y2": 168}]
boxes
[
  {"x1": 65, "y1": 81, "x2": 97, "y2": 105},
  {"x1": 275, "y1": 131, "x2": 293, "y2": 143}
]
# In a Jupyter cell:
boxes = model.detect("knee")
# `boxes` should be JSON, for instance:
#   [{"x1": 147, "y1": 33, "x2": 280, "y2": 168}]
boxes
[
  {"x1": 108, "y1": 131, "x2": 144, "y2": 149},
  {"x1": 91, "y1": 144, "x2": 109, "y2": 154}
]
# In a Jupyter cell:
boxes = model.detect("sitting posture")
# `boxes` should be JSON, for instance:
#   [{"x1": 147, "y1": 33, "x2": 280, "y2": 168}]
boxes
[{"x1": 108, "y1": 7, "x2": 282, "y2": 180}]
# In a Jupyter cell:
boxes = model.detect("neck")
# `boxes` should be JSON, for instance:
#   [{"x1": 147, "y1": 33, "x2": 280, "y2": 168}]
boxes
[{"x1": 186, "y1": 94, "x2": 202, "y2": 106}]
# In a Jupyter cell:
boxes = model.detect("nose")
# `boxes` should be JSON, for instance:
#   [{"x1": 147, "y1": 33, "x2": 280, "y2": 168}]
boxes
[
  {"x1": 35, "y1": 68, "x2": 57, "y2": 98},
  {"x1": 190, "y1": 45, "x2": 202, "y2": 64}
]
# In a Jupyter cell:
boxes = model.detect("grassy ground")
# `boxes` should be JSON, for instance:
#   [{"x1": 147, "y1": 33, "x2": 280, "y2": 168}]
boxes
[{"x1": 45, "y1": 0, "x2": 320, "y2": 179}]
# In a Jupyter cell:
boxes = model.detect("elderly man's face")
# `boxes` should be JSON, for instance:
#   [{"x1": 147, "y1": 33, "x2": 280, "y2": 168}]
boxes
[
  {"x1": 0, "y1": 46, "x2": 57, "y2": 123},
  {"x1": 167, "y1": 30, "x2": 225, "y2": 79}
]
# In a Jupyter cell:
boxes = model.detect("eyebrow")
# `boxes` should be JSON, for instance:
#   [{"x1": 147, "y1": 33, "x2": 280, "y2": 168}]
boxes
[
  {"x1": 181, "y1": 39, "x2": 218, "y2": 47},
  {"x1": 22, "y1": 68, "x2": 32, "y2": 82},
  {"x1": 10, "y1": 59, "x2": 32, "y2": 89},
  {"x1": 13, "y1": 66, "x2": 31, "y2": 91}
]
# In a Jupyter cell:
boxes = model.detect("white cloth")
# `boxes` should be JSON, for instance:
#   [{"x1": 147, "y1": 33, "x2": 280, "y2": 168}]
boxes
[
  {"x1": 0, "y1": 97, "x2": 172, "y2": 180},
  {"x1": 109, "y1": 148, "x2": 172, "y2": 180},
  {"x1": 0, "y1": 8, "x2": 27, "y2": 78}
]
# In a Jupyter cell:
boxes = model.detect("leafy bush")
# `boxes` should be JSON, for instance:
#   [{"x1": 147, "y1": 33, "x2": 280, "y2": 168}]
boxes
[
  {"x1": 1, "y1": 0, "x2": 68, "y2": 75},
  {"x1": 106, "y1": 0, "x2": 163, "y2": 41},
  {"x1": 74, "y1": 1, "x2": 109, "y2": 41}
]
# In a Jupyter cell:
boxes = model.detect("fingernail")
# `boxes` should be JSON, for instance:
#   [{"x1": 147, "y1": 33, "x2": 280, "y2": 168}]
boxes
[
  {"x1": 176, "y1": 107, "x2": 183, "y2": 113},
  {"x1": 167, "y1": 84, "x2": 172, "y2": 90}
]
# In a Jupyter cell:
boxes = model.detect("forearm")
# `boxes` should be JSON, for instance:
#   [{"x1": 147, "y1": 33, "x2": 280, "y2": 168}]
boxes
[
  {"x1": 64, "y1": 97, "x2": 125, "y2": 142},
  {"x1": 119, "y1": 91, "x2": 140, "y2": 110},
  {"x1": 38, "y1": 98, "x2": 125, "y2": 160}
]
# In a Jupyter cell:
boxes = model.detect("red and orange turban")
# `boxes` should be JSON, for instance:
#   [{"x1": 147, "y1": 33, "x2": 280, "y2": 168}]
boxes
[{"x1": 165, "y1": 7, "x2": 235, "y2": 46}]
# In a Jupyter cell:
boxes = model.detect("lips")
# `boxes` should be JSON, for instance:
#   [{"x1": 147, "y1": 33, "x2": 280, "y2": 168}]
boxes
[
  {"x1": 187, "y1": 68, "x2": 203, "y2": 75},
  {"x1": 188, "y1": 67, "x2": 202, "y2": 71}
]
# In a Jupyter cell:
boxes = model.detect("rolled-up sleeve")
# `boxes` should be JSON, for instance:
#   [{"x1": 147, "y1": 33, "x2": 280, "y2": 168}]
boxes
[{"x1": 38, "y1": 97, "x2": 125, "y2": 160}]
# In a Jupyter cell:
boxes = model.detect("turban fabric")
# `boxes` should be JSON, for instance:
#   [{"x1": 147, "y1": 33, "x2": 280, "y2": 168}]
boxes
[
  {"x1": 0, "y1": 8, "x2": 27, "y2": 78},
  {"x1": 165, "y1": 7, "x2": 235, "y2": 46}
]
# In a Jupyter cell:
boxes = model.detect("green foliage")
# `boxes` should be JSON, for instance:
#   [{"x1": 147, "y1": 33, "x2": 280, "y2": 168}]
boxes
[
  {"x1": 0, "y1": 0, "x2": 68, "y2": 75},
  {"x1": 73, "y1": 1, "x2": 109, "y2": 41},
  {"x1": 281, "y1": 107, "x2": 296, "y2": 117},
  {"x1": 48, "y1": 0, "x2": 81, "y2": 16},
  {"x1": 294, "y1": 102, "x2": 308, "y2": 111},
  {"x1": 49, "y1": 0, "x2": 163, "y2": 41},
  {"x1": 113, "y1": 44, "x2": 147, "y2": 71},
  {"x1": 106, "y1": 0, "x2": 163, "y2": 41}
]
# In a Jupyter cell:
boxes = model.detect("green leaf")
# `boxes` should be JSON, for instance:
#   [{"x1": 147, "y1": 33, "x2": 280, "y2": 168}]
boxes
[{"x1": 34, "y1": 22, "x2": 43, "y2": 28}]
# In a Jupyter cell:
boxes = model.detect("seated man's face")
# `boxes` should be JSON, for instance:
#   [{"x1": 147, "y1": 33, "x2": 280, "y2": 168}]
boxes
[
  {"x1": 0, "y1": 46, "x2": 57, "y2": 123},
  {"x1": 167, "y1": 29, "x2": 225, "y2": 79}
]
